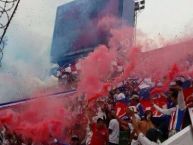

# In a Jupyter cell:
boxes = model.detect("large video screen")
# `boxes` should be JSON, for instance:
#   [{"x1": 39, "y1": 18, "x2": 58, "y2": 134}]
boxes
[{"x1": 51, "y1": 0, "x2": 134, "y2": 66}]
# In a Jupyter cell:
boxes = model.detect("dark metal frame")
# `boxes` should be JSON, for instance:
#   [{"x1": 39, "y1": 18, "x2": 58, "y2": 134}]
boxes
[{"x1": 0, "y1": 0, "x2": 21, "y2": 66}]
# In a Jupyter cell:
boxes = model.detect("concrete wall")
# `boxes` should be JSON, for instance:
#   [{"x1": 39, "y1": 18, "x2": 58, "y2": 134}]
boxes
[{"x1": 162, "y1": 125, "x2": 193, "y2": 145}]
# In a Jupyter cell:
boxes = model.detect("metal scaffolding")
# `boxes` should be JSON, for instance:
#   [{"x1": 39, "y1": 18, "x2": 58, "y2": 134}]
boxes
[{"x1": 0, "y1": 0, "x2": 21, "y2": 66}]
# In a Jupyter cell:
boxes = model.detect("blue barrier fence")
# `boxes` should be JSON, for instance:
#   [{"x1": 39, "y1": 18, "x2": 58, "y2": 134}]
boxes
[{"x1": 0, "y1": 89, "x2": 77, "y2": 109}]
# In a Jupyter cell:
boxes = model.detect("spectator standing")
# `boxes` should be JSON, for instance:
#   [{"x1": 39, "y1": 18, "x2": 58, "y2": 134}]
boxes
[
  {"x1": 108, "y1": 110, "x2": 120, "y2": 145},
  {"x1": 89, "y1": 118, "x2": 108, "y2": 145},
  {"x1": 153, "y1": 85, "x2": 186, "y2": 137}
]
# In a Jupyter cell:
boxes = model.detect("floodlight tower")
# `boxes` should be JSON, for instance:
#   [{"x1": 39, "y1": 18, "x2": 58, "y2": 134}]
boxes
[
  {"x1": 121, "y1": 0, "x2": 145, "y2": 46},
  {"x1": 134, "y1": 0, "x2": 145, "y2": 45}
]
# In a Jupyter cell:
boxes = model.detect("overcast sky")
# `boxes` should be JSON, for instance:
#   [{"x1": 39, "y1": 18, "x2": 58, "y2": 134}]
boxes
[
  {"x1": 3, "y1": 0, "x2": 193, "y2": 64},
  {"x1": 138, "y1": 0, "x2": 193, "y2": 42},
  {"x1": 11, "y1": 0, "x2": 193, "y2": 38}
]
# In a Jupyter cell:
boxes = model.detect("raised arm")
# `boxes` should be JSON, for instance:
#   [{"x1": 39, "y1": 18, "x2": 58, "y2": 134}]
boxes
[
  {"x1": 153, "y1": 104, "x2": 175, "y2": 115},
  {"x1": 177, "y1": 89, "x2": 186, "y2": 110}
]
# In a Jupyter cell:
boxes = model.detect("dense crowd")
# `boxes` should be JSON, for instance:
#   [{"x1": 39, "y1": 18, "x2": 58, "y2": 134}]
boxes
[
  {"x1": 0, "y1": 75, "x2": 193, "y2": 145},
  {"x1": 81, "y1": 77, "x2": 193, "y2": 145}
]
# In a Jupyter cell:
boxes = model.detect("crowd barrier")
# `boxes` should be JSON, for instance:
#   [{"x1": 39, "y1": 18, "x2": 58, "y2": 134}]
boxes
[
  {"x1": 162, "y1": 125, "x2": 193, "y2": 145},
  {"x1": 0, "y1": 89, "x2": 76, "y2": 110}
]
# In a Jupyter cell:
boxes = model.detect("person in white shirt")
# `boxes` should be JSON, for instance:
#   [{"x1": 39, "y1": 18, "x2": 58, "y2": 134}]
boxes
[
  {"x1": 136, "y1": 132, "x2": 161, "y2": 145},
  {"x1": 108, "y1": 110, "x2": 120, "y2": 145}
]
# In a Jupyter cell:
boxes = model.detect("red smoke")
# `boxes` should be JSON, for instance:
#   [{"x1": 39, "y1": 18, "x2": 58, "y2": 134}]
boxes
[
  {"x1": 77, "y1": 45, "x2": 115, "y2": 100},
  {"x1": 0, "y1": 14, "x2": 193, "y2": 143},
  {"x1": 77, "y1": 16, "x2": 193, "y2": 102},
  {"x1": 0, "y1": 96, "x2": 78, "y2": 143},
  {"x1": 77, "y1": 17, "x2": 135, "y2": 101}
]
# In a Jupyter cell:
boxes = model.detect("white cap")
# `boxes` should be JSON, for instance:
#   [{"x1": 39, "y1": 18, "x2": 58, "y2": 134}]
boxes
[
  {"x1": 65, "y1": 67, "x2": 71, "y2": 73},
  {"x1": 170, "y1": 81, "x2": 176, "y2": 86},
  {"x1": 175, "y1": 76, "x2": 185, "y2": 82},
  {"x1": 116, "y1": 93, "x2": 126, "y2": 101}
]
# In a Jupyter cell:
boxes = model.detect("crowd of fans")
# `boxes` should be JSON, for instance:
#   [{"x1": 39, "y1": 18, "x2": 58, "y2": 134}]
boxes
[
  {"x1": 1, "y1": 29, "x2": 193, "y2": 144},
  {"x1": 84, "y1": 76, "x2": 193, "y2": 145},
  {"x1": 80, "y1": 77, "x2": 193, "y2": 145},
  {"x1": 0, "y1": 125, "x2": 34, "y2": 145},
  {"x1": 1, "y1": 72, "x2": 193, "y2": 144},
  {"x1": 55, "y1": 65, "x2": 78, "y2": 89}
]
